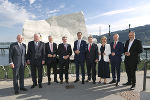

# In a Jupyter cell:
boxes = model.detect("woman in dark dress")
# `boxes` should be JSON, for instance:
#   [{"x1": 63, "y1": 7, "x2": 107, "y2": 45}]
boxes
[{"x1": 97, "y1": 36, "x2": 111, "y2": 84}]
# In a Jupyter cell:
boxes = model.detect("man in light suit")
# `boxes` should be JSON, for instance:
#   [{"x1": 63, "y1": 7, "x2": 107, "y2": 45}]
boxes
[
  {"x1": 109, "y1": 34, "x2": 124, "y2": 86},
  {"x1": 123, "y1": 31, "x2": 143, "y2": 90},
  {"x1": 45, "y1": 36, "x2": 59, "y2": 85},
  {"x1": 27, "y1": 33, "x2": 45, "y2": 88},
  {"x1": 57, "y1": 36, "x2": 72, "y2": 84},
  {"x1": 73, "y1": 32, "x2": 86, "y2": 84},
  {"x1": 9, "y1": 35, "x2": 27, "y2": 95}
]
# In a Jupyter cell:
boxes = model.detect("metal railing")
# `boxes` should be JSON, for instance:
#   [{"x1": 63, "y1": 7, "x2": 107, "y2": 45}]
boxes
[{"x1": 143, "y1": 60, "x2": 150, "y2": 91}]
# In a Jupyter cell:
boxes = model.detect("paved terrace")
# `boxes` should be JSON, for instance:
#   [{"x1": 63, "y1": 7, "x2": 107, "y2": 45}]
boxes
[{"x1": 0, "y1": 71, "x2": 150, "y2": 100}]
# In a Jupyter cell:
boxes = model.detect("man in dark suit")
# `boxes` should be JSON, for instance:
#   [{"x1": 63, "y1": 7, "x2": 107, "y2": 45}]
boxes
[
  {"x1": 57, "y1": 36, "x2": 72, "y2": 84},
  {"x1": 9, "y1": 35, "x2": 27, "y2": 95},
  {"x1": 109, "y1": 34, "x2": 124, "y2": 86},
  {"x1": 73, "y1": 32, "x2": 86, "y2": 84},
  {"x1": 123, "y1": 31, "x2": 143, "y2": 90},
  {"x1": 45, "y1": 36, "x2": 59, "y2": 85},
  {"x1": 86, "y1": 35, "x2": 99, "y2": 84},
  {"x1": 27, "y1": 33, "x2": 45, "y2": 88}
]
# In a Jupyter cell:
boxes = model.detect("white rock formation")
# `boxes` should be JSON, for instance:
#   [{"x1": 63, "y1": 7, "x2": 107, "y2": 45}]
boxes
[{"x1": 22, "y1": 12, "x2": 88, "y2": 47}]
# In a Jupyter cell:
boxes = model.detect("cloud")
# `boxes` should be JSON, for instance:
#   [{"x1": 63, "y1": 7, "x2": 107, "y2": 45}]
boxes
[
  {"x1": 46, "y1": 4, "x2": 65, "y2": 17},
  {"x1": 0, "y1": 0, "x2": 36, "y2": 27},
  {"x1": 86, "y1": 3, "x2": 150, "y2": 35},
  {"x1": 47, "y1": 9, "x2": 60, "y2": 14},
  {"x1": 86, "y1": 24, "x2": 109, "y2": 35},
  {"x1": 59, "y1": 4, "x2": 65, "y2": 8},
  {"x1": 29, "y1": 0, "x2": 36, "y2": 5},
  {"x1": 87, "y1": 4, "x2": 150, "y2": 20},
  {"x1": 87, "y1": 14, "x2": 150, "y2": 35}
]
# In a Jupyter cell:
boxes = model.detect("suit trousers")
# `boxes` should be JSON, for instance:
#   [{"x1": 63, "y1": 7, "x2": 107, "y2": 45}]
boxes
[
  {"x1": 31, "y1": 60, "x2": 43, "y2": 84},
  {"x1": 125, "y1": 62, "x2": 137, "y2": 85},
  {"x1": 13, "y1": 64, "x2": 24, "y2": 92},
  {"x1": 59, "y1": 60, "x2": 69, "y2": 81},
  {"x1": 86, "y1": 61, "x2": 96, "y2": 81},
  {"x1": 75, "y1": 58, "x2": 85, "y2": 80},
  {"x1": 47, "y1": 61, "x2": 57, "y2": 81}
]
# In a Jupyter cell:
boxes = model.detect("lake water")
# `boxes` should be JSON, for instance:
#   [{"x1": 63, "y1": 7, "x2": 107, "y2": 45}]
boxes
[
  {"x1": 0, "y1": 54, "x2": 9, "y2": 65},
  {"x1": 0, "y1": 45, "x2": 150, "y2": 66}
]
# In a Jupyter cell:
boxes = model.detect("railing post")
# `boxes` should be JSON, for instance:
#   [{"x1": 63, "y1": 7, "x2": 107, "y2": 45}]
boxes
[{"x1": 143, "y1": 61, "x2": 147, "y2": 91}]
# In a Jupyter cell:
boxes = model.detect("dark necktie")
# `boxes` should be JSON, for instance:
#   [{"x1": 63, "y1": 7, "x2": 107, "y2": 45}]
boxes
[{"x1": 89, "y1": 44, "x2": 91, "y2": 52}]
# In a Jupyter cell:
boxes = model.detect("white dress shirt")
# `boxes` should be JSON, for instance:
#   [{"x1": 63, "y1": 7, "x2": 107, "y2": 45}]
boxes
[
  {"x1": 128, "y1": 39, "x2": 135, "y2": 52},
  {"x1": 77, "y1": 39, "x2": 81, "y2": 50}
]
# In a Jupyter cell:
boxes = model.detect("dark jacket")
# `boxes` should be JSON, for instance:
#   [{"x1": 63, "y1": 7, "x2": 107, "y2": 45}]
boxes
[{"x1": 124, "y1": 39, "x2": 143, "y2": 64}]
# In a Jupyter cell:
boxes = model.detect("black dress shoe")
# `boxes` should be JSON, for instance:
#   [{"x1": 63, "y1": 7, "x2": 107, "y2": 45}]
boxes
[
  {"x1": 93, "y1": 81, "x2": 96, "y2": 84},
  {"x1": 39, "y1": 84, "x2": 42, "y2": 88},
  {"x1": 15, "y1": 91, "x2": 19, "y2": 95},
  {"x1": 98, "y1": 81, "x2": 102, "y2": 84},
  {"x1": 109, "y1": 80, "x2": 116, "y2": 84},
  {"x1": 31, "y1": 84, "x2": 37, "y2": 89},
  {"x1": 60, "y1": 80, "x2": 63, "y2": 84},
  {"x1": 82, "y1": 80, "x2": 85, "y2": 84},
  {"x1": 103, "y1": 82, "x2": 107, "y2": 85},
  {"x1": 123, "y1": 82, "x2": 131, "y2": 86},
  {"x1": 48, "y1": 81, "x2": 51, "y2": 85},
  {"x1": 20, "y1": 88, "x2": 28, "y2": 91},
  {"x1": 116, "y1": 82, "x2": 119, "y2": 87},
  {"x1": 130, "y1": 85, "x2": 135, "y2": 90},
  {"x1": 74, "y1": 79, "x2": 80, "y2": 83},
  {"x1": 66, "y1": 80, "x2": 69, "y2": 83},
  {"x1": 54, "y1": 80, "x2": 59, "y2": 83}
]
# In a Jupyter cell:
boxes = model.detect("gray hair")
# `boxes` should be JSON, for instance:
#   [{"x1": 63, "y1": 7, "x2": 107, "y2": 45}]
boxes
[
  {"x1": 62, "y1": 36, "x2": 67, "y2": 39},
  {"x1": 34, "y1": 33, "x2": 40, "y2": 37},
  {"x1": 113, "y1": 33, "x2": 119, "y2": 38}
]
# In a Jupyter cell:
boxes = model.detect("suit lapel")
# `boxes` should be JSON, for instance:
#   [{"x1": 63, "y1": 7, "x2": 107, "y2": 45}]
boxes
[
  {"x1": 79, "y1": 40, "x2": 83, "y2": 50},
  {"x1": 37, "y1": 41, "x2": 41, "y2": 50},
  {"x1": 129, "y1": 39, "x2": 136, "y2": 52},
  {"x1": 126, "y1": 40, "x2": 129, "y2": 51},
  {"x1": 48, "y1": 43, "x2": 51, "y2": 53},
  {"x1": 22, "y1": 44, "x2": 25, "y2": 55}
]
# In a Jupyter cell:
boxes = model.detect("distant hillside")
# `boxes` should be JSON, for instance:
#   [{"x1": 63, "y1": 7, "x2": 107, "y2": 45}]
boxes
[{"x1": 93, "y1": 24, "x2": 150, "y2": 45}]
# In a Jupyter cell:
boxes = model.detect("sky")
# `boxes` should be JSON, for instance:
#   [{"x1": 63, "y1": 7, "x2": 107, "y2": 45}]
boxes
[{"x1": 0, "y1": 0, "x2": 150, "y2": 42}]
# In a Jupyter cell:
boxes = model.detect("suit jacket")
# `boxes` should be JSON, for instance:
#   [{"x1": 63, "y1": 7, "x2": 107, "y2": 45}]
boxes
[
  {"x1": 97, "y1": 43, "x2": 111, "y2": 62},
  {"x1": 85, "y1": 43, "x2": 98, "y2": 63},
  {"x1": 9, "y1": 42, "x2": 26, "y2": 67},
  {"x1": 45, "y1": 42, "x2": 57, "y2": 64},
  {"x1": 57, "y1": 43, "x2": 72, "y2": 62},
  {"x1": 124, "y1": 39, "x2": 143, "y2": 64},
  {"x1": 73, "y1": 40, "x2": 86, "y2": 61},
  {"x1": 110, "y1": 41, "x2": 124, "y2": 61},
  {"x1": 27, "y1": 41, "x2": 45, "y2": 64}
]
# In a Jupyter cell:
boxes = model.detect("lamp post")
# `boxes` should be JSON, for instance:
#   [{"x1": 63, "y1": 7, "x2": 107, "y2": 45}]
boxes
[
  {"x1": 129, "y1": 24, "x2": 131, "y2": 33},
  {"x1": 108, "y1": 25, "x2": 111, "y2": 43}
]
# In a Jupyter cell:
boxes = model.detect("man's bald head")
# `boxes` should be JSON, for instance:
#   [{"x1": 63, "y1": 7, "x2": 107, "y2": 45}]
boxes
[
  {"x1": 17, "y1": 34, "x2": 24, "y2": 43},
  {"x1": 128, "y1": 31, "x2": 135, "y2": 40},
  {"x1": 34, "y1": 33, "x2": 40, "y2": 42}
]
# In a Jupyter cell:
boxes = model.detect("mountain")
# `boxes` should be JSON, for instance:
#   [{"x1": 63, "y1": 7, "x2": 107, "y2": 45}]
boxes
[{"x1": 93, "y1": 24, "x2": 150, "y2": 45}]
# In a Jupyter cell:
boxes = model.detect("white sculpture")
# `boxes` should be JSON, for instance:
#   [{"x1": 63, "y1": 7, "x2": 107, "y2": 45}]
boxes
[{"x1": 22, "y1": 11, "x2": 88, "y2": 47}]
